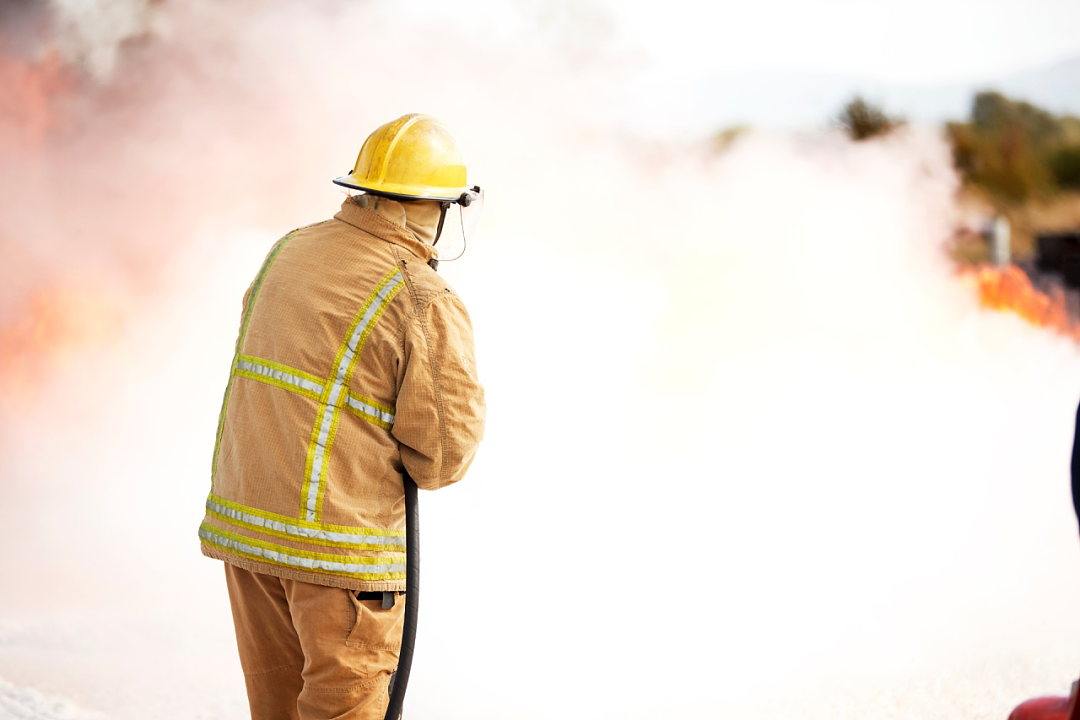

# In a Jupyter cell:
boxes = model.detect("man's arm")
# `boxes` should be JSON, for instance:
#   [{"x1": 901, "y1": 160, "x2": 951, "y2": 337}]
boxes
[{"x1": 393, "y1": 292, "x2": 486, "y2": 490}]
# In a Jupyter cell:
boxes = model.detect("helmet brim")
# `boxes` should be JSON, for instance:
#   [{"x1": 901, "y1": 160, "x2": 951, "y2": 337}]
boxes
[{"x1": 333, "y1": 176, "x2": 466, "y2": 203}]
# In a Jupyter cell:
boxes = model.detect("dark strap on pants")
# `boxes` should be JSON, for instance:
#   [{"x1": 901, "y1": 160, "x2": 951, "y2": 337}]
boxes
[{"x1": 355, "y1": 590, "x2": 398, "y2": 609}]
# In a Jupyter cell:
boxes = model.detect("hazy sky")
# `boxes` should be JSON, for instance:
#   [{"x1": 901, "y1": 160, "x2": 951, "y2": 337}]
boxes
[
  {"x1": 409, "y1": 0, "x2": 1080, "y2": 84},
  {"x1": 604, "y1": 0, "x2": 1080, "y2": 83}
]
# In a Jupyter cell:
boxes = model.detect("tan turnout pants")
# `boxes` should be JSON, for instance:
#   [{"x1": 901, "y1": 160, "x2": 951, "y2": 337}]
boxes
[{"x1": 224, "y1": 564, "x2": 405, "y2": 720}]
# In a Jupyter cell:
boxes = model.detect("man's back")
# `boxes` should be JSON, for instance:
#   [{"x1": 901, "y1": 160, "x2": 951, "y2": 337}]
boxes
[{"x1": 201, "y1": 196, "x2": 485, "y2": 593}]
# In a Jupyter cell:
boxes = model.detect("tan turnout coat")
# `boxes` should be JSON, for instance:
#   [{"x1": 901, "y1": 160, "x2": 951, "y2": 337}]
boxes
[{"x1": 200, "y1": 197, "x2": 485, "y2": 591}]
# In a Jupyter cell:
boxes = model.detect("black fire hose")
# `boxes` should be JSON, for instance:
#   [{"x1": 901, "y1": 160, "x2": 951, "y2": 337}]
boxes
[{"x1": 385, "y1": 473, "x2": 420, "y2": 720}]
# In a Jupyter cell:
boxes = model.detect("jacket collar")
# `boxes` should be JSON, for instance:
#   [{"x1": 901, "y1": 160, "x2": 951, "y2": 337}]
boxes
[{"x1": 333, "y1": 197, "x2": 439, "y2": 262}]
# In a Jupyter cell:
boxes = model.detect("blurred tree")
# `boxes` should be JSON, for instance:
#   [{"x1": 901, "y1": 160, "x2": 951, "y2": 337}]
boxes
[
  {"x1": 1060, "y1": 116, "x2": 1080, "y2": 146},
  {"x1": 947, "y1": 120, "x2": 1052, "y2": 203},
  {"x1": 1049, "y1": 147, "x2": 1080, "y2": 189},
  {"x1": 835, "y1": 95, "x2": 901, "y2": 141},
  {"x1": 712, "y1": 124, "x2": 750, "y2": 153},
  {"x1": 971, "y1": 91, "x2": 1062, "y2": 146},
  {"x1": 947, "y1": 92, "x2": 1080, "y2": 203},
  {"x1": 947, "y1": 93, "x2": 1080, "y2": 265}
]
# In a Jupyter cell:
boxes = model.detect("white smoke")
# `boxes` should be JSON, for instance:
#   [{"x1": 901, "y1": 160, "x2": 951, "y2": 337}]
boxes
[
  {"x1": 2, "y1": 2, "x2": 1080, "y2": 719},
  {"x1": 49, "y1": 0, "x2": 159, "y2": 80}
]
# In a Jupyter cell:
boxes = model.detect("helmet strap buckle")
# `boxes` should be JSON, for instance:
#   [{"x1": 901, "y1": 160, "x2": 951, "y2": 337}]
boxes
[{"x1": 432, "y1": 201, "x2": 452, "y2": 247}]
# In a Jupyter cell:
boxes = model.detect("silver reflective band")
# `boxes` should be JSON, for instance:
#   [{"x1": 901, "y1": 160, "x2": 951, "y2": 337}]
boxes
[
  {"x1": 306, "y1": 271, "x2": 406, "y2": 521},
  {"x1": 206, "y1": 498, "x2": 405, "y2": 547},
  {"x1": 235, "y1": 359, "x2": 325, "y2": 396},
  {"x1": 199, "y1": 527, "x2": 406, "y2": 575},
  {"x1": 346, "y1": 394, "x2": 396, "y2": 426}
]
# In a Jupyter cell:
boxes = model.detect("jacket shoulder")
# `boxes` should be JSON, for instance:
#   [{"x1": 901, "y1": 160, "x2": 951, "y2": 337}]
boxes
[
  {"x1": 290, "y1": 218, "x2": 345, "y2": 239},
  {"x1": 391, "y1": 246, "x2": 464, "y2": 312}
]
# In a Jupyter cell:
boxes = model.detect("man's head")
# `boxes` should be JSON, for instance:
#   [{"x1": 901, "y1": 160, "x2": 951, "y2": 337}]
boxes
[
  {"x1": 335, "y1": 114, "x2": 483, "y2": 260},
  {"x1": 333, "y1": 114, "x2": 477, "y2": 206}
]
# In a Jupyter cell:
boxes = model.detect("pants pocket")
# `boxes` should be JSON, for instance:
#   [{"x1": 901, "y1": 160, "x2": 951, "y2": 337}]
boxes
[{"x1": 346, "y1": 591, "x2": 405, "y2": 651}]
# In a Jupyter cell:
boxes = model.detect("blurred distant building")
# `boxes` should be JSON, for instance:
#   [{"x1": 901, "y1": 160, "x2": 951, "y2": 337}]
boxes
[
  {"x1": 992, "y1": 216, "x2": 1011, "y2": 266},
  {"x1": 1036, "y1": 231, "x2": 1080, "y2": 290}
]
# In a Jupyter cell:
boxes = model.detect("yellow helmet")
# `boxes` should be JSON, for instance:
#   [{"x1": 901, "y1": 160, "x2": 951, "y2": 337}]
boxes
[{"x1": 333, "y1": 113, "x2": 471, "y2": 202}]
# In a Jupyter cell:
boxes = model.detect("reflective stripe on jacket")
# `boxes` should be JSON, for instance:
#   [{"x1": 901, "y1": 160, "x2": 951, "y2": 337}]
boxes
[{"x1": 200, "y1": 197, "x2": 486, "y2": 591}]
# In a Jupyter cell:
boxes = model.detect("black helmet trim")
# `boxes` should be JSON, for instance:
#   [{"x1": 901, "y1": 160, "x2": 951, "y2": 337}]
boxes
[{"x1": 333, "y1": 177, "x2": 478, "y2": 205}]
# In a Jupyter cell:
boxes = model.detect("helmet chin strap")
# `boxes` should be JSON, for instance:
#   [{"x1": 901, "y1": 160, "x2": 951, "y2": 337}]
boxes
[{"x1": 429, "y1": 201, "x2": 451, "y2": 271}]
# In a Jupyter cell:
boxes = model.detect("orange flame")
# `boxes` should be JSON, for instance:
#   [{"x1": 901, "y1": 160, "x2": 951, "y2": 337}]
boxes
[
  {"x1": 963, "y1": 264, "x2": 1080, "y2": 341},
  {"x1": 0, "y1": 45, "x2": 104, "y2": 407},
  {"x1": 0, "y1": 287, "x2": 123, "y2": 407},
  {"x1": 0, "y1": 45, "x2": 73, "y2": 149}
]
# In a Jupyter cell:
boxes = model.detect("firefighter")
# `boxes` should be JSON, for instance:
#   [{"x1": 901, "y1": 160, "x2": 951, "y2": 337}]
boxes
[{"x1": 199, "y1": 113, "x2": 486, "y2": 720}]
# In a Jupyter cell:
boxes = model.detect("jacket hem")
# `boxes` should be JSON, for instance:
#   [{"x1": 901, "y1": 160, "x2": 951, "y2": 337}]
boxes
[{"x1": 201, "y1": 543, "x2": 406, "y2": 592}]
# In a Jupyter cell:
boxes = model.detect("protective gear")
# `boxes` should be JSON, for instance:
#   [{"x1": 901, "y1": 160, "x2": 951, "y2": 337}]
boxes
[
  {"x1": 224, "y1": 563, "x2": 404, "y2": 720},
  {"x1": 431, "y1": 186, "x2": 486, "y2": 267},
  {"x1": 333, "y1": 114, "x2": 474, "y2": 203},
  {"x1": 351, "y1": 192, "x2": 443, "y2": 246},
  {"x1": 200, "y1": 195, "x2": 486, "y2": 592}
]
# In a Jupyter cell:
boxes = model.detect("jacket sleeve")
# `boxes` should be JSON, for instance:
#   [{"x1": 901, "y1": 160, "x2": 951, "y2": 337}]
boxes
[{"x1": 393, "y1": 292, "x2": 486, "y2": 491}]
